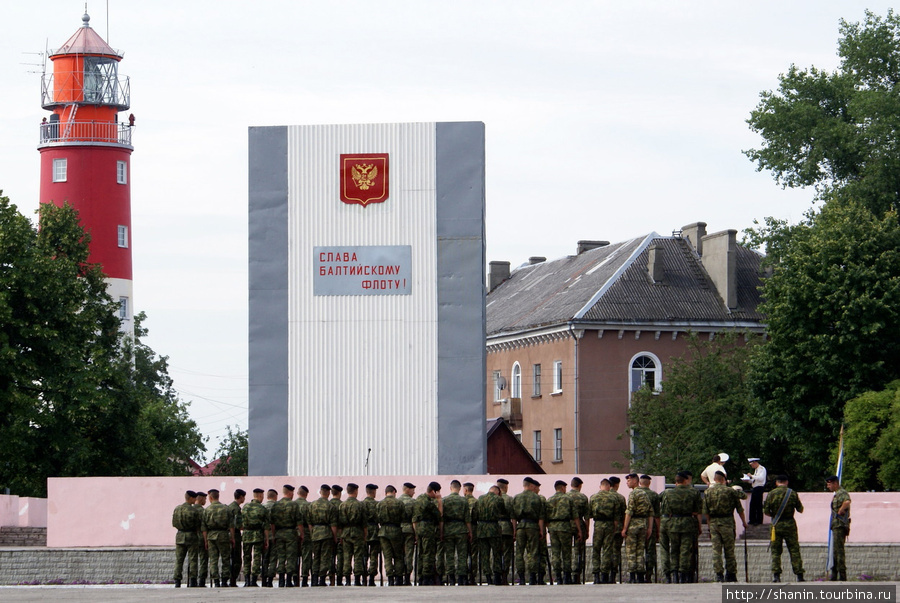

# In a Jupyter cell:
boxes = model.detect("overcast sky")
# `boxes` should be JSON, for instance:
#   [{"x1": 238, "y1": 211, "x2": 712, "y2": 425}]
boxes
[{"x1": 1, "y1": 1, "x2": 891, "y2": 456}]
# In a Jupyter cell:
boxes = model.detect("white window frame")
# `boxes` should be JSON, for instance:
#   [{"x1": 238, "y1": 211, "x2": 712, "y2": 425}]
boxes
[
  {"x1": 629, "y1": 352, "x2": 662, "y2": 393},
  {"x1": 117, "y1": 225, "x2": 129, "y2": 248},
  {"x1": 118, "y1": 296, "x2": 128, "y2": 320},
  {"x1": 532, "y1": 363, "x2": 541, "y2": 397},
  {"x1": 554, "y1": 428, "x2": 563, "y2": 462},
  {"x1": 52, "y1": 158, "x2": 67, "y2": 182},
  {"x1": 533, "y1": 430, "x2": 542, "y2": 463},
  {"x1": 493, "y1": 370, "x2": 503, "y2": 402},
  {"x1": 116, "y1": 160, "x2": 127, "y2": 184},
  {"x1": 552, "y1": 360, "x2": 563, "y2": 394},
  {"x1": 511, "y1": 362, "x2": 522, "y2": 398}
]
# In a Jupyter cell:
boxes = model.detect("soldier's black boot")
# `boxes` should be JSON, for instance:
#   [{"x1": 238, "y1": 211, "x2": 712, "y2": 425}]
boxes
[
  {"x1": 830, "y1": 569, "x2": 838, "y2": 581},
  {"x1": 368, "y1": 574, "x2": 376, "y2": 586},
  {"x1": 460, "y1": 574, "x2": 469, "y2": 586},
  {"x1": 517, "y1": 572, "x2": 526, "y2": 586},
  {"x1": 592, "y1": 572, "x2": 600, "y2": 584},
  {"x1": 213, "y1": 578, "x2": 221, "y2": 588},
  {"x1": 494, "y1": 572, "x2": 503, "y2": 586},
  {"x1": 715, "y1": 573, "x2": 724, "y2": 582},
  {"x1": 563, "y1": 571, "x2": 571, "y2": 584},
  {"x1": 198, "y1": 577, "x2": 206, "y2": 587},
  {"x1": 725, "y1": 572, "x2": 737, "y2": 583},
  {"x1": 796, "y1": 573, "x2": 805, "y2": 582},
  {"x1": 174, "y1": 579, "x2": 181, "y2": 588},
  {"x1": 773, "y1": 573, "x2": 781, "y2": 583},
  {"x1": 628, "y1": 572, "x2": 636, "y2": 584},
  {"x1": 354, "y1": 575, "x2": 362, "y2": 586},
  {"x1": 243, "y1": 573, "x2": 250, "y2": 587},
  {"x1": 230, "y1": 576, "x2": 237, "y2": 587},
  {"x1": 278, "y1": 573, "x2": 285, "y2": 588},
  {"x1": 320, "y1": 574, "x2": 328, "y2": 586}
]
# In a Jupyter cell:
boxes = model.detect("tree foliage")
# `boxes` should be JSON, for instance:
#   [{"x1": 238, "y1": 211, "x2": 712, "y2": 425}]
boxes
[
  {"x1": 746, "y1": 9, "x2": 900, "y2": 215},
  {"x1": 841, "y1": 381, "x2": 900, "y2": 491},
  {"x1": 0, "y1": 193, "x2": 205, "y2": 496},
  {"x1": 628, "y1": 332, "x2": 767, "y2": 479},
  {"x1": 210, "y1": 425, "x2": 248, "y2": 476}
]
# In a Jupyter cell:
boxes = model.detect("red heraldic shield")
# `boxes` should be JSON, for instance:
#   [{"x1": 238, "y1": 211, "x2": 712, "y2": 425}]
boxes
[{"x1": 340, "y1": 153, "x2": 390, "y2": 207}]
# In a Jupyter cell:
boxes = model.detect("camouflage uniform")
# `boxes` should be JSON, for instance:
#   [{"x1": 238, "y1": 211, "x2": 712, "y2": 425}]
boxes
[
  {"x1": 330, "y1": 497, "x2": 344, "y2": 582},
  {"x1": 641, "y1": 486, "x2": 660, "y2": 580},
  {"x1": 261, "y1": 498, "x2": 276, "y2": 583},
  {"x1": 441, "y1": 492, "x2": 471, "y2": 580},
  {"x1": 172, "y1": 501, "x2": 201, "y2": 583},
  {"x1": 307, "y1": 496, "x2": 338, "y2": 581},
  {"x1": 703, "y1": 483, "x2": 743, "y2": 577},
  {"x1": 546, "y1": 491, "x2": 577, "y2": 582},
  {"x1": 362, "y1": 494, "x2": 380, "y2": 582},
  {"x1": 763, "y1": 486, "x2": 804, "y2": 577},
  {"x1": 498, "y1": 491, "x2": 515, "y2": 582},
  {"x1": 241, "y1": 499, "x2": 270, "y2": 579},
  {"x1": 465, "y1": 492, "x2": 478, "y2": 584},
  {"x1": 294, "y1": 497, "x2": 312, "y2": 583},
  {"x1": 473, "y1": 491, "x2": 503, "y2": 580},
  {"x1": 228, "y1": 500, "x2": 243, "y2": 584},
  {"x1": 377, "y1": 495, "x2": 406, "y2": 580},
  {"x1": 270, "y1": 496, "x2": 299, "y2": 579},
  {"x1": 192, "y1": 501, "x2": 208, "y2": 585},
  {"x1": 202, "y1": 501, "x2": 234, "y2": 582},
  {"x1": 660, "y1": 484, "x2": 701, "y2": 576},
  {"x1": 611, "y1": 489, "x2": 626, "y2": 580},
  {"x1": 623, "y1": 487, "x2": 654, "y2": 575},
  {"x1": 830, "y1": 488, "x2": 851, "y2": 579},
  {"x1": 340, "y1": 497, "x2": 368, "y2": 580},
  {"x1": 399, "y1": 492, "x2": 417, "y2": 583},
  {"x1": 512, "y1": 489, "x2": 545, "y2": 577},
  {"x1": 588, "y1": 490, "x2": 619, "y2": 577},
  {"x1": 568, "y1": 489, "x2": 589, "y2": 581},
  {"x1": 412, "y1": 493, "x2": 441, "y2": 582}
]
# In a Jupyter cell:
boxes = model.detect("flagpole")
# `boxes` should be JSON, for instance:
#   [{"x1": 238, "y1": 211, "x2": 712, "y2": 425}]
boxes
[{"x1": 825, "y1": 424, "x2": 845, "y2": 578}]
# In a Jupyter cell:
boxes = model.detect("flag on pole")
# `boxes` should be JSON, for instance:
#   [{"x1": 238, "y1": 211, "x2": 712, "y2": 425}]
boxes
[{"x1": 825, "y1": 424, "x2": 845, "y2": 571}]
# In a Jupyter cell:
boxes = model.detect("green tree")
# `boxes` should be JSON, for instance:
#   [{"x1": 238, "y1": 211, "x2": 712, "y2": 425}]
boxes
[
  {"x1": 210, "y1": 425, "x2": 248, "y2": 476},
  {"x1": 746, "y1": 9, "x2": 900, "y2": 215},
  {"x1": 842, "y1": 381, "x2": 900, "y2": 491},
  {"x1": 627, "y1": 332, "x2": 766, "y2": 479},
  {"x1": 0, "y1": 193, "x2": 205, "y2": 496}
]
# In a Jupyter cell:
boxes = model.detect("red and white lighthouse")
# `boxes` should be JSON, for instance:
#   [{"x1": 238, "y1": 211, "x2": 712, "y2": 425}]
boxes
[{"x1": 38, "y1": 12, "x2": 134, "y2": 331}]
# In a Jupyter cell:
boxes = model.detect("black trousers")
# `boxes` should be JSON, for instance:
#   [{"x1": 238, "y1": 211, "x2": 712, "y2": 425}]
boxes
[{"x1": 749, "y1": 487, "x2": 764, "y2": 525}]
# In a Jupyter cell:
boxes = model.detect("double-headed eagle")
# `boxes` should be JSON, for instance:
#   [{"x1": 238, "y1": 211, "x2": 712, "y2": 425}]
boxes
[{"x1": 350, "y1": 163, "x2": 377, "y2": 191}]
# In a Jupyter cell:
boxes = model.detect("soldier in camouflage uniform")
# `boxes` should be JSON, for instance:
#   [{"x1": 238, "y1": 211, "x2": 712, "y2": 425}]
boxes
[
  {"x1": 377, "y1": 485, "x2": 406, "y2": 586},
  {"x1": 441, "y1": 480, "x2": 472, "y2": 585},
  {"x1": 399, "y1": 482, "x2": 417, "y2": 586},
  {"x1": 639, "y1": 475, "x2": 661, "y2": 582},
  {"x1": 620, "y1": 473, "x2": 654, "y2": 583},
  {"x1": 193, "y1": 491, "x2": 208, "y2": 587},
  {"x1": 270, "y1": 484, "x2": 300, "y2": 587},
  {"x1": 362, "y1": 484, "x2": 380, "y2": 587},
  {"x1": 546, "y1": 480, "x2": 582, "y2": 584},
  {"x1": 826, "y1": 476, "x2": 850, "y2": 581},
  {"x1": 609, "y1": 476, "x2": 626, "y2": 582},
  {"x1": 463, "y1": 482, "x2": 478, "y2": 585},
  {"x1": 568, "y1": 477, "x2": 589, "y2": 584},
  {"x1": 589, "y1": 479, "x2": 619, "y2": 584},
  {"x1": 473, "y1": 484, "x2": 503, "y2": 584},
  {"x1": 241, "y1": 488, "x2": 270, "y2": 587},
  {"x1": 340, "y1": 483, "x2": 369, "y2": 586},
  {"x1": 763, "y1": 475, "x2": 804, "y2": 582},
  {"x1": 329, "y1": 484, "x2": 344, "y2": 585},
  {"x1": 202, "y1": 489, "x2": 235, "y2": 587},
  {"x1": 512, "y1": 476, "x2": 546, "y2": 585},
  {"x1": 172, "y1": 490, "x2": 200, "y2": 588},
  {"x1": 294, "y1": 485, "x2": 312, "y2": 587},
  {"x1": 261, "y1": 489, "x2": 278, "y2": 587},
  {"x1": 703, "y1": 471, "x2": 747, "y2": 582},
  {"x1": 660, "y1": 471, "x2": 702, "y2": 583},
  {"x1": 412, "y1": 481, "x2": 443, "y2": 585},
  {"x1": 308, "y1": 484, "x2": 339, "y2": 586},
  {"x1": 495, "y1": 478, "x2": 515, "y2": 585},
  {"x1": 228, "y1": 489, "x2": 246, "y2": 587}
]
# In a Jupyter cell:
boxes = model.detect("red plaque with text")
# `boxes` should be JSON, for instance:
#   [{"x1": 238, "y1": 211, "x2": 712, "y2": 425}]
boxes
[{"x1": 340, "y1": 153, "x2": 390, "y2": 208}]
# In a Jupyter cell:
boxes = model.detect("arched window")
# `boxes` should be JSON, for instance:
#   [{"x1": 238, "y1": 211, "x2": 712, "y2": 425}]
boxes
[
  {"x1": 511, "y1": 362, "x2": 522, "y2": 398},
  {"x1": 630, "y1": 353, "x2": 661, "y2": 393}
]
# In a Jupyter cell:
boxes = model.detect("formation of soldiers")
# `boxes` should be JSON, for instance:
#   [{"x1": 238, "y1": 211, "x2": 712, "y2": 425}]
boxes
[{"x1": 171, "y1": 469, "x2": 851, "y2": 587}]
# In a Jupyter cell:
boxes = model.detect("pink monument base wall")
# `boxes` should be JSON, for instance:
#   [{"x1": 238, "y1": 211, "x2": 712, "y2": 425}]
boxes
[
  {"x1": 0, "y1": 494, "x2": 48, "y2": 528},
  {"x1": 46, "y1": 476, "x2": 899, "y2": 547}
]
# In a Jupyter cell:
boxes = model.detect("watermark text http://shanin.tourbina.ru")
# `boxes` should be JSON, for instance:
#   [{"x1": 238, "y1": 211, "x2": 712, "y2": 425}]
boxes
[{"x1": 723, "y1": 585, "x2": 896, "y2": 602}]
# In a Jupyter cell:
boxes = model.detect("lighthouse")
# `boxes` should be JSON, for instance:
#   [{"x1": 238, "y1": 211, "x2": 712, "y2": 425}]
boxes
[{"x1": 38, "y1": 12, "x2": 134, "y2": 331}]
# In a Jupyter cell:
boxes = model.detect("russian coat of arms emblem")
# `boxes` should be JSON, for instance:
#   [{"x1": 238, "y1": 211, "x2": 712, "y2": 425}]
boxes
[{"x1": 340, "y1": 153, "x2": 389, "y2": 207}]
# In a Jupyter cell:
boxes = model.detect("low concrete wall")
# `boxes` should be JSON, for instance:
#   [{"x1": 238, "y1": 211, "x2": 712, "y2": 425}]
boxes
[
  {"x1": 0, "y1": 543, "x2": 896, "y2": 585},
  {"x1": 0, "y1": 495, "x2": 47, "y2": 528}
]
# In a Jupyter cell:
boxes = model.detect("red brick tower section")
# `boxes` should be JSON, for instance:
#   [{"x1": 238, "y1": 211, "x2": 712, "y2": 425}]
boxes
[{"x1": 38, "y1": 12, "x2": 134, "y2": 331}]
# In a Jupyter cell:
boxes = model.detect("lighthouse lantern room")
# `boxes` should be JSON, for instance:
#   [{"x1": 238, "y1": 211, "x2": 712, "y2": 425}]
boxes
[{"x1": 38, "y1": 12, "x2": 134, "y2": 331}]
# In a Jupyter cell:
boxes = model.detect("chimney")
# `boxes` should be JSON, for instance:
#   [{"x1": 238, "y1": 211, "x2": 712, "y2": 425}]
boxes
[
  {"x1": 700, "y1": 229, "x2": 737, "y2": 309},
  {"x1": 528, "y1": 256, "x2": 546, "y2": 265},
  {"x1": 647, "y1": 243, "x2": 664, "y2": 282},
  {"x1": 488, "y1": 260, "x2": 510, "y2": 292},
  {"x1": 577, "y1": 240, "x2": 610, "y2": 254},
  {"x1": 682, "y1": 222, "x2": 707, "y2": 256}
]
